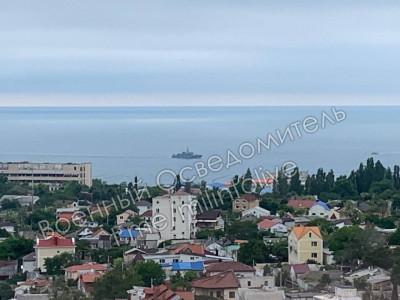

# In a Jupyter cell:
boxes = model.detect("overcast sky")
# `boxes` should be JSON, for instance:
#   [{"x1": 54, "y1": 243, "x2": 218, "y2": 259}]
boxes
[{"x1": 1, "y1": 0, "x2": 399, "y2": 106}]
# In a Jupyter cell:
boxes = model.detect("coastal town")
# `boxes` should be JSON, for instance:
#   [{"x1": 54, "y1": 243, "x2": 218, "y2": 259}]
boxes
[{"x1": 1, "y1": 158, "x2": 400, "y2": 300}]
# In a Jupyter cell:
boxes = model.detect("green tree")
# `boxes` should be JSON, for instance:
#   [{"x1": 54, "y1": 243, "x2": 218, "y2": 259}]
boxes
[
  {"x1": 170, "y1": 271, "x2": 197, "y2": 291},
  {"x1": 0, "y1": 282, "x2": 13, "y2": 300},
  {"x1": 44, "y1": 252, "x2": 80, "y2": 275},
  {"x1": 134, "y1": 261, "x2": 166, "y2": 287},
  {"x1": 0, "y1": 237, "x2": 34, "y2": 260},
  {"x1": 289, "y1": 167, "x2": 302, "y2": 195},
  {"x1": 92, "y1": 258, "x2": 142, "y2": 300},
  {"x1": 238, "y1": 239, "x2": 269, "y2": 265},
  {"x1": 328, "y1": 226, "x2": 368, "y2": 264},
  {"x1": 308, "y1": 218, "x2": 335, "y2": 236},
  {"x1": 0, "y1": 198, "x2": 21, "y2": 210}
]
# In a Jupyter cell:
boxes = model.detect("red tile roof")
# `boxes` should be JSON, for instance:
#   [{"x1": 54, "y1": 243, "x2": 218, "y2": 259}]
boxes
[
  {"x1": 64, "y1": 264, "x2": 108, "y2": 272},
  {"x1": 291, "y1": 263, "x2": 310, "y2": 274},
  {"x1": 258, "y1": 219, "x2": 278, "y2": 230},
  {"x1": 143, "y1": 284, "x2": 193, "y2": 300},
  {"x1": 140, "y1": 210, "x2": 152, "y2": 217},
  {"x1": 36, "y1": 236, "x2": 75, "y2": 248},
  {"x1": 287, "y1": 199, "x2": 315, "y2": 209},
  {"x1": 205, "y1": 261, "x2": 255, "y2": 273},
  {"x1": 79, "y1": 273, "x2": 103, "y2": 283},
  {"x1": 57, "y1": 212, "x2": 75, "y2": 222},
  {"x1": 171, "y1": 244, "x2": 205, "y2": 255},
  {"x1": 191, "y1": 271, "x2": 240, "y2": 289}
]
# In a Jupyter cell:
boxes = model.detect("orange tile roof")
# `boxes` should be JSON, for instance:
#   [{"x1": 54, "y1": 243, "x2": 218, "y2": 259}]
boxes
[
  {"x1": 80, "y1": 273, "x2": 103, "y2": 283},
  {"x1": 45, "y1": 231, "x2": 64, "y2": 238},
  {"x1": 257, "y1": 219, "x2": 278, "y2": 230},
  {"x1": 292, "y1": 226, "x2": 322, "y2": 239},
  {"x1": 64, "y1": 264, "x2": 108, "y2": 272},
  {"x1": 171, "y1": 244, "x2": 205, "y2": 255},
  {"x1": 234, "y1": 239, "x2": 248, "y2": 244}
]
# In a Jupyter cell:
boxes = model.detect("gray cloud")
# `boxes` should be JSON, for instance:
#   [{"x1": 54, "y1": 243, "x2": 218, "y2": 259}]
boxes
[{"x1": 0, "y1": 0, "x2": 399, "y2": 105}]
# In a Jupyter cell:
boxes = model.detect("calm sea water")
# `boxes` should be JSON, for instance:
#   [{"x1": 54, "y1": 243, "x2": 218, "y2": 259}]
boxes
[{"x1": 0, "y1": 106, "x2": 398, "y2": 185}]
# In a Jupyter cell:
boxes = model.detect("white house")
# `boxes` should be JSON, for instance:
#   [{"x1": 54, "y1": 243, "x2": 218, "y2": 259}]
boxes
[
  {"x1": 152, "y1": 190, "x2": 197, "y2": 241},
  {"x1": 308, "y1": 200, "x2": 330, "y2": 218},
  {"x1": 258, "y1": 219, "x2": 288, "y2": 235},
  {"x1": 0, "y1": 221, "x2": 15, "y2": 234},
  {"x1": 22, "y1": 252, "x2": 36, "y2": 273},
  {"x1": 144, "y1": 253, "x2": 233, "y2": 265},
  {"x1": 136, "y1": 200, "x2": 152, "y2": 215},
  {"x1": 241, "y1": 206, "x2": 270, "y2": 219}
]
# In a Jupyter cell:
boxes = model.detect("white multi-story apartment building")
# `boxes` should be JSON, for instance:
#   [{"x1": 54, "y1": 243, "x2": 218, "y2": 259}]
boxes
[
  {"x1": 152, "y1": 190, "x2": 197, "y2": 241},
  {"x1": 0, "y1": 162, "x2": 92, "y2": 188}
]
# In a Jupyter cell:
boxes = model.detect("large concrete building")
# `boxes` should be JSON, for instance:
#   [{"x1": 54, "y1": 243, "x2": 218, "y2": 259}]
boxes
[
  {"x1": 0, "y1": 162, "x2": 92, "y2": 188},
  {"x1": 152, "y1": 190, "x2": 197, "y2": 241}
]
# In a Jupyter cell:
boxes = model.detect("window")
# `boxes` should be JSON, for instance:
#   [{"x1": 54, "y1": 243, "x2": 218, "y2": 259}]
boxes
[
  {"x1": 172, "y1": 226, "x2": 175, "y2": 230},
  {"x1": 173, "y1": 259, "x2": 179, "y2": 262},
  {"x1": 229, "y1": 291, "x2": 235, "y2": 298},
  {"x1": 190, "y1": 257, "x2": 194, "y2": 260},
  {"x1": 156, "y1": 209, "x2": 160, "y2": 213},
  {"x1": 236, "y1": 206, "x2": 239, "y2": 209},
  {"x1": 209, "y1": 292, "x2": 213, "y2": 297},
  {"x1": 264, "y1": 280, "x2": 268, "y2": 286},
  {"x1": 173, "y1": 201, "x2": 176, "y2": 204},
  {"x1": 311, "y1": 241, "x2": 317, "y2": 246},
  {"x1": 247, "y1": 281, "x2": 251, "y2": 286},
  {"x1": 173, "y1": 208, "x2": 177, "y2": 213},
  {"x1": 216, "y1": 291, "x2": 221, "y2": 297},
  {"x1": 309, "y1": 233, "x2": 312, "y2": 237},
  {"x1": 173, "y1": 217, "x2": 176, "y2": 221},
  {"x1": 160, "y1": 259, "x2": 165, "y2": 263},
  {"x1": 120, "y1": 216, "x2": 123, "y2": 219},
  {"x1": 311, "y1": 253, "x2": 318, "y2": 258}
]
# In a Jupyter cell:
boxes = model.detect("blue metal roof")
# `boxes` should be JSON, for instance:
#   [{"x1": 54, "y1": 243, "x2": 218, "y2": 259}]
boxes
[
  {"x1": 313, "y1": 200, "x2": 330, "y2": 211},
  {"x1": 260, "y1": 188, "x2": 273, "y2": 195},
  {"x1": 119, "y1": 229, "x2": 138, "y2": 238},
  {"x1": 171, "y1": 261, "x2": 204, "y2": 271}
]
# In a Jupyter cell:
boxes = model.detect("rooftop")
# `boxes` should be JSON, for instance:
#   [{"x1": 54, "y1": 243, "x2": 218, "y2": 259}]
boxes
[
  {"x1": 36, "y1": 236, "x2": 75, "y2": 248},
  {"x1": 292, "y1": 226, "x2": 322, "y2": 239},
  {"x1": 205, "y1": 261, "x2": 255, "y2": 273},
  {"x1": 64, "y1": 264, "x2": 108, "y2": 272},
  {"x1": 191, "y1": 270, "x2": 240, "y2": 289}
]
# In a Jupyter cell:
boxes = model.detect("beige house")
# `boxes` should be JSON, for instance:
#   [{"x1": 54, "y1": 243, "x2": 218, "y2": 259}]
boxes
[
  {"x1": 191, "y1": 271, "x2": 240, "y2": 300},
  {"x1": 64, "y1": 263, "x2": 108, "y2": 280},
  {"x1": 232, "y1": 194, "x2": 259, "y2": 213},
  {"x1": 288, "y1": 226, "x2": 323, "y2": 264},
  {"x1": 116, "y1": 209, "x2": 137, "y2": 225},
  {"x1": 35, "y1": 236, "x2": 76, "y2": 272}
]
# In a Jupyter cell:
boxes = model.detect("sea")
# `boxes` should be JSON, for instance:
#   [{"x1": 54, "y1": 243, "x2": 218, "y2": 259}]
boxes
[{"x1": 0, "y1": 106, "x2": 398, "y2": 186}]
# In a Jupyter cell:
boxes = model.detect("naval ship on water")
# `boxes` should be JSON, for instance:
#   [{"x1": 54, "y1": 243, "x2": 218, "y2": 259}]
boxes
[{"x1": 172, "y1": 147, "x2": 202, "y2": 159}]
